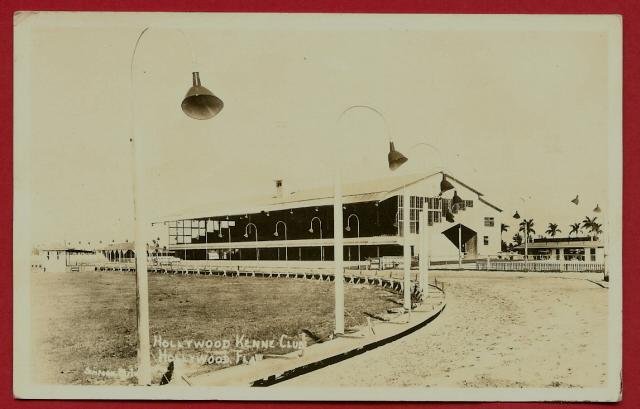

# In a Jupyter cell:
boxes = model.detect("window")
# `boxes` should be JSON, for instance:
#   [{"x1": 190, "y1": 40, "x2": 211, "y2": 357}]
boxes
[
  {"x1": 483, "y1": 236, "x2": 489, "y2": 246},
  {"x1": 484, "y1": 217, "x2": 495, "y2": 227},
  {"x1": 398, "y1": 196, "x2": 446, "y2": 233},
  {"x1": 465, "y1": 200, "x2": 473, "y2": 208}
]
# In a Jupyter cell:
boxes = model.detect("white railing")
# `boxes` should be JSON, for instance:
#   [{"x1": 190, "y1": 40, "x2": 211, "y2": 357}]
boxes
[{"x1": 477, "y1": 259, "x2": 604, "y2": 272}]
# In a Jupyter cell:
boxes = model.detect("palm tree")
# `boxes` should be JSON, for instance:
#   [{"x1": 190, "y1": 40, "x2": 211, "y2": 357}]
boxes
[
  {"x1": 581, "y1": 216, "x2": 603, "y2": 240},
  {"x1": 569, "y1": 222, "x2": 581, "y2": 237},
  {"x1": 518, "y1": 219, "x2": 535, "y2": 242},
  {"x1": 501, "y1": 223, "x2": 509, "y2": 244},
  {"x1": 512, "y1": 233, "x2": 523, "y2": 246},
  {"x1": 590, "y1": 222, "x2": 603, "y2": 240},
  {"x1": 582, "y1": 216, "x2": 598, "y2": 232},
  {"x1": 545, "y1": 223, "x2": 561, "y2": 237}
]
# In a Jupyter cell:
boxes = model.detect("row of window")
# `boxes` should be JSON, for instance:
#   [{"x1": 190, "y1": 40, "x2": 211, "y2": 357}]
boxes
[
  {"x1": 399, "y1": 196, "x2": 476, "y2": 233},
  {"x1": 169, "y1": 220, "x2": 237, "y2": 244}
]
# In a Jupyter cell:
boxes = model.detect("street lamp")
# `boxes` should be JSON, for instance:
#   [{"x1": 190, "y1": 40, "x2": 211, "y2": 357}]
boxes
[
  {"x1": 334, "y1": 105, "x2": 408, "y2": 334},
  {"x1": 451, "y1": 191, "x2": 465, "y2": 269},
  {"x1": 513, "y1": 211, "x2": 529, "y2": 261},
  {"x1": 130, "y1": 26, "x2": 223, "y2": 386},
  {"x1": 274, "y1": 220, "x2": 288, "y2": 261},
  {"x1": 345, "y1": 214, "x2": 360, "y2": 263},
  {"x1": 244, "y1": 223, "x2": 259, "y2": 260},
  {"x1": 592, "y1": 204, "x2": 609, "y2": 281},
  {"x1": 309, "y1": 216, "x2": 323, "y2": 261}
]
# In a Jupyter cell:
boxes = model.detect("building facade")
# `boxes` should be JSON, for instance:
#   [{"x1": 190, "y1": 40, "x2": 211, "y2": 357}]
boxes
[
  {"x1": 159, "y1": 172, "x2": 503, "y2": 264},
  {"x1": 514, "y1": 237, "x2": 604, "y2": 262}
]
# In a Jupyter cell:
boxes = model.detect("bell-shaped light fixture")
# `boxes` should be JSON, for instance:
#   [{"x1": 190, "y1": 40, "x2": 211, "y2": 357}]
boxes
[
  {"x1": 445, "y1": 210, "x2": 455, "y2": 223},
  {"x1": 388, "y1": 142, "x2": 408, "y2": 171},
  {"x1": 345, "y1": 225, "x2": 351, "y2": 232},
  {"x1": 440, "y1": 174, "x2": 454, "y2": 193},
  {"x1": 274, "y1": 231, "x2": 279, "y2": 237},
  {"x1": 594, "y1": 204, "x2": 602, "y2": 213},
  {"x1": 308, "y1": 228, "x2": 314, "y2": 233},
  {"x1": 451, "y1": 190, "x2": 464, "y2": 208},
  {"x1": 243, "y1": 233, "x2": 248, "y2": 238},
  {"x1": 571, "y1": 195, "x2": 579, "y2": 205},
  {"x1": 181, "y1": 72, "x2": 224, "y2": 120},
  {"x1": 513, "y1": 211, "x2": 520, "y2": 219}
]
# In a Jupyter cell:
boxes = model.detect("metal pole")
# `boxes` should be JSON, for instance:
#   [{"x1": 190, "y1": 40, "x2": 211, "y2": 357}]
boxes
[
  {"x1": 334, "y1": 168, "x2": 345, "y2": 334},
  {"x1": 402, "y1": 189, "x2": 411, "y2": 311},
  {"x1": 525, "y1": 222, "x2": 529, "y2": 260},
  {"x1": 130, "y1": 27, "x2": 152, "y2": 386},
  {"x1": 418, "y1": 210, "x2": 429, "y2": 299},
  {"x1": 356, "y1": 219, "x2": 361, "y2": 263},
  {"x1": 320, "y1": 226, "x2": 324, "y2": 261},
  {"x1": 458, "y1": 224, "x2": 462, "y2": 269}
]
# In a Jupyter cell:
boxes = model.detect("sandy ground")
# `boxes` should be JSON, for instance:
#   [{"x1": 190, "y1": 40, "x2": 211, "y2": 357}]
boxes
[{"x1": 283, "y1": 270, "x2": 608, "y2": 388}]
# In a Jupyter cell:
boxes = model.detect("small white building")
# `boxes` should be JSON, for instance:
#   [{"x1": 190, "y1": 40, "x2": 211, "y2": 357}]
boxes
[
  {"x1": 514, "y1": 237, "x2": 604, "y2": 262},
  {"x1": 34, "y1": 246, "x2": 100, "y2": 272}
]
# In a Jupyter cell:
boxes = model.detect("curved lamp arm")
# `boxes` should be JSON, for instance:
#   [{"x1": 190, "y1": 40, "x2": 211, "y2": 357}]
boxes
[
  {"x1": 337, "y1": 104, "x2": 392, "y2": 142},
  {"x1": 408, "y1": 142, "x2": 445, "y2": 172},
  {"x1": 275, "y1": 220, "x2": 287, "y2": 235}
]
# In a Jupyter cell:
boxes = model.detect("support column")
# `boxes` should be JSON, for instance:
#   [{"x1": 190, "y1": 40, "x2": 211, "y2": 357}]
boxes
[
  {"x1": 403, "y1": 190, "x2": 411, "y2": 311},
  {"x1": 334, "y1": 168, "x2": 345, "y2": 335},
  {"x1": 418, "y1": 210, "x2": 429, "y2": 299},
  {"x1": 458, "y1": 224, "x2": 462, "y2": 269}
]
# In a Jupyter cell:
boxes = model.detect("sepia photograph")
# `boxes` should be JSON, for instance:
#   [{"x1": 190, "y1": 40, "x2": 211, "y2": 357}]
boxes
[{"x1": 12, "y1": 12, "x2": 622, "y2": 401}]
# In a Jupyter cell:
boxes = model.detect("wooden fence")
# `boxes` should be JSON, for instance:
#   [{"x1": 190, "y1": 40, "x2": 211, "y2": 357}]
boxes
[{"x1": 476, "y1": 260, "x2": 604, "y2": 272}]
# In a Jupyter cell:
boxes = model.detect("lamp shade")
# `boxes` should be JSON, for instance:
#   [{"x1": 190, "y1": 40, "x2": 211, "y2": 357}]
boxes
[
  {"x1": 445, "y1": 209, "x2": 455, "y2": 223},
  {"x1": 571, "y1": 195, "x2": 579, "y2": 205},
  {"x1": 181, "y1": 72, "x2": 224, "y2": 120},
  {"x1": 593, "y1": 204, "x2": 602, "y2": 213},
  {"x1": 388, "y1": 142, "x2": 408, "y2": 171},
  {"x1": 440, "y1": 174, "x2": 454, "y2": 193},
  {"x1": 513, "y1": 211, "x2": 520, "y2": 219},
  {"x1": 451, "y1": 190, "x2": 464, "y2": 207}
]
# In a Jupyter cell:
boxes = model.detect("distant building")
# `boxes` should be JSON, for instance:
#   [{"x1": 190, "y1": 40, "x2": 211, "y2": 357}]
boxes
[
  {"x1": 94, "y1": 242, "x2": 175, "y2": 264},
  {"x1": 513, "y1": 236, "x2": 604, "y2": 262},
  {"x1": 158, "y1": 171, "x2": 503, "y2": 264},
  {"x1": 34, "y1": 245, "x2": 98, "y2": 272},
  {"x1": 95, "y1": 242, "x2": 136, "y2": 263}
]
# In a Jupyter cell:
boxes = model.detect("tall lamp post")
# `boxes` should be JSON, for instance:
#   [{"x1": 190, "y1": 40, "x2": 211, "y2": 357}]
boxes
[
  {"x1": 244, "y1": 223, "x2": 259, "y2": 260},
  {"x1": 334, "y1": 105, "x2": 407, "y2": 334},
  {"x1": 513, "y1": 211, "x2": 528, "y2": 261},
  {"x1": 309, "y1": 217, "x2": 323, "y2": 261},
  {"x1": 130, "y1": 27, "x2": 223, "y2": 386},
  {"x1": 274, "y1": 220, "x2": 288, "y2": 261},
  {"x1": 593, "y1": 204, "x2": 608, "y2": 281},
  {"x1": 345, "y1": 214, "x2": 360, "y2": 263}
]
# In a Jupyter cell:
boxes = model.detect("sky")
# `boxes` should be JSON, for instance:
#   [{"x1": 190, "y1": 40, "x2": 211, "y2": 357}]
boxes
[{"x1": 18, "y1": 13, "x2": 618, "y2": 247}]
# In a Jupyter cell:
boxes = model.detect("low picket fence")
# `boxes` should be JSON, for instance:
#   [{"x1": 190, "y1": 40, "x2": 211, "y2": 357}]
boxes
[{"x1": 476, "y1": 260, "x2": 604, "y2": 273}]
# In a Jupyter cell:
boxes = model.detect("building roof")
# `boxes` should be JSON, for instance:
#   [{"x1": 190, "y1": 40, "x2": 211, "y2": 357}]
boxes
[
  {"x1": 95, "y1": 242, "x2": 135, "y2": 251},
  {"x1": 158, "y1": 171, "x2": 502, "y2": 222},
  {"x1": 514, "y1": 237, "x2": 603, "y2": 250},
  {"x1": 36, "y1": 245, "x2": 94, "y2": 253}
]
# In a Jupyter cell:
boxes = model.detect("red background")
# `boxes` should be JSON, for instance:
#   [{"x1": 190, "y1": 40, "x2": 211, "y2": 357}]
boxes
[{"x1": 0, "y1": 0, "x2": 637, "y2": 408}]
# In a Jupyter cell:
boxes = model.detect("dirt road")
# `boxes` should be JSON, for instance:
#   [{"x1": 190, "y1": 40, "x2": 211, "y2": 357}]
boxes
[{"x1": 284, "y1": 271, "x2": 608, "y2": 388}]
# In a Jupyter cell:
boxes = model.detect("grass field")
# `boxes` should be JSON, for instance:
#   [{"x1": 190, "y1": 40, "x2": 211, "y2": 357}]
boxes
[{"x1": 30, "y1": 271, "x2": 398, "y2": 385}]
